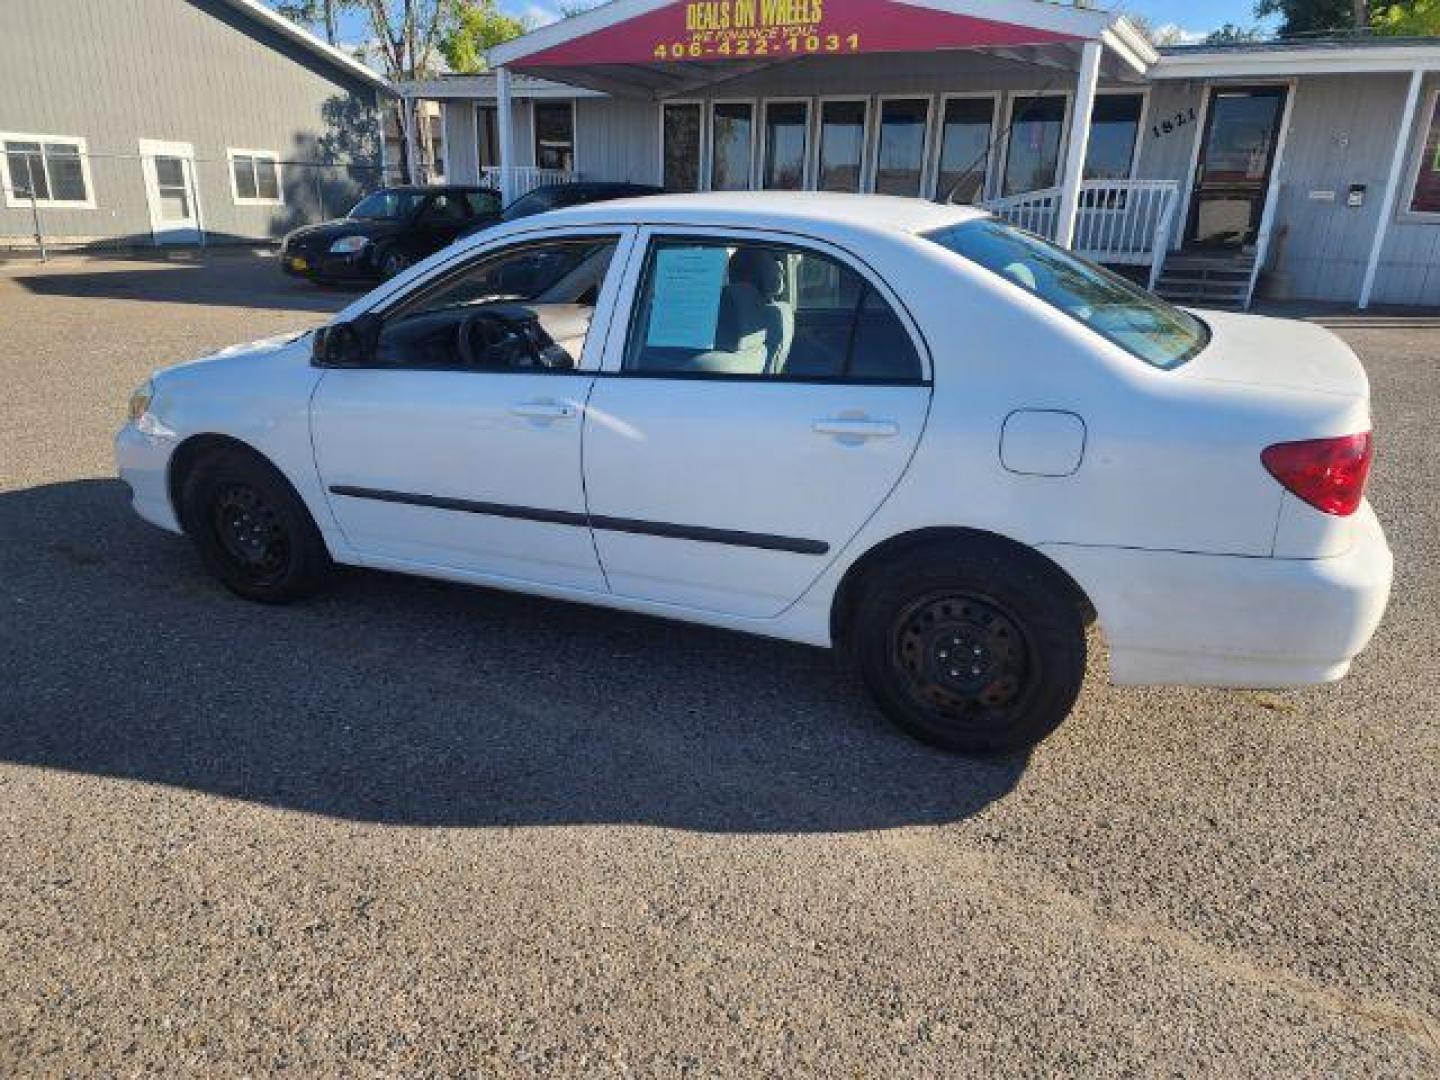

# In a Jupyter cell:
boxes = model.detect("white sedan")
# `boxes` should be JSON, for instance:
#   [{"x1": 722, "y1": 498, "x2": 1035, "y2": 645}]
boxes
[{"x1": 116, "y1": 193, "x2": 1392, "y2": 754}]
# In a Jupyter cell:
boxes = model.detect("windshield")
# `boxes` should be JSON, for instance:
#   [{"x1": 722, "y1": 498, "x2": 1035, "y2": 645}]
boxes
[
  {"x1": 348, "y1": 190, "x2": 425, "y2": 220},
  {"x1": 924, "y1": 218, "x2": 1209, "y2": 369},
  {"x1": 500, "y1": 188, "x2": 560, "y2": 222}
]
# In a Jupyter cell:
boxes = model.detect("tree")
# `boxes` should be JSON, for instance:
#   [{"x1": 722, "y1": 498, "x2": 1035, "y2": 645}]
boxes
[
  {"x1": 1205, "y1": 22, "x2": 1267, "y2": 43},
  {"x1": 1121, "y1": 13, "x2": 1185, "y2": 46},
  {"x1": 439, "y1": 0, "x2": 530, "y2": 73},
  {"x1": 274, "y1": 0, "x2": 353, "y2": 45},
  {"x1": 1371, "y1": 0, "x2": 1440, "y2": 33},
  {"x1": 1253, "y1": 0, "x2": 1363, "y2": 34}
]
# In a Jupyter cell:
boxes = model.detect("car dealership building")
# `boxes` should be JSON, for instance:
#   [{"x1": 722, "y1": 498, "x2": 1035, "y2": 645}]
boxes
[{"x1": 405, "y1": 0, "x2": 1440, "y2": 310}]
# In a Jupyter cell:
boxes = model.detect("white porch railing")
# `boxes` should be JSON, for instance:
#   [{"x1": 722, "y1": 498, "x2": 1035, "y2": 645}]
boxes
[
  {"x1": 480, "y1": 166, "x2": 575, "y2": 197},
  {"x1": 982, "y1": 179, "x2": 1180, "y2": 290}
]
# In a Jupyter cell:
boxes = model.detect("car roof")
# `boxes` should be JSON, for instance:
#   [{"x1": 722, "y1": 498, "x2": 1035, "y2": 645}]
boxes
[{"x1": 520, "y1": 191, "x2": 985, "y2": 236}]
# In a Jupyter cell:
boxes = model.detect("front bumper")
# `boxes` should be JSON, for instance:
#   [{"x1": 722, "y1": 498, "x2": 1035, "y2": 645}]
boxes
[
  {"x1": 1042, "y1": 504, "x2": 1393, "y2": 688},
  {"x1": 115, "y1": 421, "x2": 182, "y2": 533},
  {"x1": 280, "y1": 249, "x2": 376, "y2": 281}
]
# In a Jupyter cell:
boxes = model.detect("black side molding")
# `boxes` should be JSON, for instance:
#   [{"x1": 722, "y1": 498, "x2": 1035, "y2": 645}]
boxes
[{"x1": 328, "y1": 486, "x2": 829, "y2": 556}]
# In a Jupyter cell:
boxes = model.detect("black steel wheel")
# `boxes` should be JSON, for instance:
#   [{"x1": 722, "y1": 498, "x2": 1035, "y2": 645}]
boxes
[
  {"x1": 850, "y1": 540, "x2": 1086, "y2": 755},
  {"x1": 379, "y1": 248, "x2": 410, "y2": 279},
  {"x1": 179, "y1": 444, "x2": 333, "y2": 603}
]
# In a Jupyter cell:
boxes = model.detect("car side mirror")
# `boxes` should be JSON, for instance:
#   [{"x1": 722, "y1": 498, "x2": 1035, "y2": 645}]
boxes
[{"x1": 312, "y1": 313, "x2": 379, "y2": 368}]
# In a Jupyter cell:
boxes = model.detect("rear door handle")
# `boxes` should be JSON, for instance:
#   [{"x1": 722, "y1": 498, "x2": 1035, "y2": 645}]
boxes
[
  {"x1": 510, "y1": 400, "x2": 577, "y2": 421},
  {"x1": 813, "y1": 418, "x2": 898, "y2": 439}
]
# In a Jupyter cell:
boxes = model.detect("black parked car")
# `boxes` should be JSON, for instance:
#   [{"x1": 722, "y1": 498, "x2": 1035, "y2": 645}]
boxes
[{"x1": 280, "y1": 185, "x2": 502, "y2": 284}]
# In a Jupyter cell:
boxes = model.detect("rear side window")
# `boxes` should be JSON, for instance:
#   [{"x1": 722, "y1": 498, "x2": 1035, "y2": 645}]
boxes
[
  {"x1": 925, "y1": 218, "x2": 1208, "y2": 369},
  {"x1": 622, "y1": 239, "x2": 923, "y2": 382}
]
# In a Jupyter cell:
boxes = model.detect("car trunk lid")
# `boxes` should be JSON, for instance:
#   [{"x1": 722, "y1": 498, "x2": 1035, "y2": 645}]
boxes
[{"x1": 1176, "y1": 310, "x2": 1369, "y2": 399}]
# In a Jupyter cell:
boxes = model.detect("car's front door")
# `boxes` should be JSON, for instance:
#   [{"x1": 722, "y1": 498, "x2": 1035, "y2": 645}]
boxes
[
  {"x1": 411, "y1": 192, "x2": 474, "y2": 256},
  {"x1": 581, "y1": 229, "x2": 932, "y2": 618},
  {"x1": 311, "y1": 227, "x2": 634, "y2": 589}
]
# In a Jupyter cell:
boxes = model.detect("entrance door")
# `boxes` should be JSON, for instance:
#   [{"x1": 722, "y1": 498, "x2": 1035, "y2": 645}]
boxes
[
  {"x1": 1185, "y1": 86, "x2": 1288, "y2": 250},
  {"x1": 138, "y1": 139, "x2": 200, "y2": 244}
]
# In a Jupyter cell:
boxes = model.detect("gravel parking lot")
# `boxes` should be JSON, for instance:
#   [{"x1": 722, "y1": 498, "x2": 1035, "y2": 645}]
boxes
[{"x1": 1, "y1": 251, "x2": 1436, "y2": 1076}]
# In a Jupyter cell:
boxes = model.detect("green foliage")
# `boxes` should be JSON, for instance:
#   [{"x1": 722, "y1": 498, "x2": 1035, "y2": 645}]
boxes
[
  {"x1": 1371, "y1": 0, "x2": 1440, "y2": 33},
  {"x1": 439, "y1": 0, "x2": 530, "y2": 72},
  {"x1": 1254, "y1": 0, "x2": 1440, "y2": 36},
  {"x1": 1206, "y1": 22, "x2": 1267, "y2": 43}
]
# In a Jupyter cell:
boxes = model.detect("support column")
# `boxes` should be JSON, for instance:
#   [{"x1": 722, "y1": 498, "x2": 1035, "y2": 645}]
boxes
[
  {"x1": 1055, "y1": 40, "x2": 1102, "y2": 250},
  {"x1": 496, "y1": 65, "x2": 516, "y2": 205},
  {"x1": 1360, "y1": 69, "x2": 1424, "y2": 310}
]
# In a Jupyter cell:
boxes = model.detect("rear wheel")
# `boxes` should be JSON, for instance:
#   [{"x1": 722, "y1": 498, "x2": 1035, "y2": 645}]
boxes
[
  {"x1": 179, "y1": 446, "x2": 332, "y2": 603},
  {"x1": 850, "y1": 542, "x2": 1086, "y2": 755}
]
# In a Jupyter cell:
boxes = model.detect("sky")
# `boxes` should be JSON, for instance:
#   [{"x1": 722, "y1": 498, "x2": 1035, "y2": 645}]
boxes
[{"x1": 329, "y1": 1, "x2": 1278, "y2": 52}]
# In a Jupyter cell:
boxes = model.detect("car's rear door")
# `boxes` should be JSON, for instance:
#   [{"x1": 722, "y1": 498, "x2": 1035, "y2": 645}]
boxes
[
  {"x1": 311, "y1": 225, "x2": 636, "y2": 589},
  {"x1": 581, "y1": 226, "x2": 932, "y2": 618}
]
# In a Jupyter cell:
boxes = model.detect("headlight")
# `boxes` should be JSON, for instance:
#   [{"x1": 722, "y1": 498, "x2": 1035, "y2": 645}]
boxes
[
  {"x1": 127, "y1": 380, "x2": 154, "y2": 422},
  {"x1": 329, "y1": 235, "x2": 370, "y2": 255}
]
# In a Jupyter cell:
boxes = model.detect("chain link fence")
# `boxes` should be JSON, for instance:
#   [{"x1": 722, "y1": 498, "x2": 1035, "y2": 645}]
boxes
[{"x1": 1, "y1": 149, "x2": 390, "y2": 259}]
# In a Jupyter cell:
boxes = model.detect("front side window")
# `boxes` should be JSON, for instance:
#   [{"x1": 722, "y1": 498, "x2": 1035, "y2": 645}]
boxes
[
  {"x1": 623, "y1": 238, "x2": 922, "y2": 382},
  {"x1": 662, "y1": 102, "x2": 703, "y2": 192},
  {"x1": 533, "y1": 102, "x2": 574, "y2": 172},
  {"x1": 371, "y1": 236, "x2": 619, "y2": 371},
  {"x1": 229, "y1": 150, "x2": 282, "y2": 204},
  {"x1": 873, "y1": 98, "x2": 930, "y2": 196},
  {"x1": 349, "y1": 189, "x2": 425, "y2": 220},
  {"x1": 1409, "y1": 93, "x2": 1440, "y2": 214},
  {"x1": 762, "y1": 102, "x2": 809, "y2": 190},
  {"x1": 926, "y1": 218, "x2": 1208, "y2": 369},
  {"x1": 710, "y1": 102, "x2": 753, "y2": 191},
  {"x1": 1003, "y1": 95, "x2": 1067, "y2": 196},
  {"x1": 1085, "y1": 94, "x2": 1144, "y2": 181},
  {"x1": 2, "y1": 135, "x2": 90, "y2": 206}
]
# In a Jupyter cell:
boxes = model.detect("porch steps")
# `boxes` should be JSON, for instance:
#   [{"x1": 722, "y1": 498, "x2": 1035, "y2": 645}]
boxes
[{"x1": 1154, "y1": 252, "x2": 1256, "y2": 310}]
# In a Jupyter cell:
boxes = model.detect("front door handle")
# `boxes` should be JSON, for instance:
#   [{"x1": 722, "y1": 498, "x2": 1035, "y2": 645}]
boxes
[
  {"x1": 510, "y1": 400, "x2": 577, "y2": 421},
  {"x1": 813, "y1": 417, "x2": 898, "y2": 439}
]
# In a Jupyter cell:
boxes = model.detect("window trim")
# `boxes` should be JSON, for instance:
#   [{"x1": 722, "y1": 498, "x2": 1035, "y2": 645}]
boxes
[
  {"x1": 658, "y1": 99, "x2": 707, "y2": 193},
  {"x1": 813, "y1": 96, "x2": 872, "y2": 195},
  {"x1": 929, "y1": 92, "x2": 1001, "y2": 204},
  {"x1": 1400, "y1": 85, "x2": 1440, "y2": 222},
  {"x1": 759, "y1": 98, "x2": 814, "y2": 191},
  {"x1": 705, "y1": 98, "x2": 758, "y2": 192},
  {"x1": 531, "y1": 98, "x2": 577, "y2": 174},
  {"x1": 602, "y1": 225, "x2": 932, "y2": 386},
  {"x1": 866, "y1": 94, "x2": 935, "y2": 197},
  {"x1": 225, "y1": 147, "x2": 284, "y2": 206},
  {"x1": 0, "y1": 131, "x2": 96, "y2": 209}
]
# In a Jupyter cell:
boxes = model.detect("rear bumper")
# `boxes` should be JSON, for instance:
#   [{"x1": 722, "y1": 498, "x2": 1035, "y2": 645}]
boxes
[
  {"x1": 115, "y1": 421, "x2": 181, "y2": 533},
  {"x1": 1042, "y1": 504, "x2": 1393, "y2": 688}
]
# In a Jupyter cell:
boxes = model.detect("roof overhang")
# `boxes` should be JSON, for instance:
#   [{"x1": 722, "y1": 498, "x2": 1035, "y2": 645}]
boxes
[
  {"x1": 488, "y1": 0, "x2": 1155, "y2": 98},
  {"x1": 221, "y1": 0, "x2": 394, "y2": 93},
  {"x1": 1153, "y1": 41, "x2": 1440, "y2": 80},
  {"x1": 397, "y1": 74, "x2": 608, "y2": 100}
]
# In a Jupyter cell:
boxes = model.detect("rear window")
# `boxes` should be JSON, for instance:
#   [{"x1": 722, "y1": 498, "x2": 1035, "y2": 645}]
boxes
[{"x1": 924, "y1": 218, "x2": 1209, "y2": 370}]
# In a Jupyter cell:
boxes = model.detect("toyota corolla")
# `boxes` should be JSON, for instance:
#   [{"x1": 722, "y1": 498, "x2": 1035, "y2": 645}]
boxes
[{"x1": 116, "y1": 193, "x2": 1392, "y2": 754}]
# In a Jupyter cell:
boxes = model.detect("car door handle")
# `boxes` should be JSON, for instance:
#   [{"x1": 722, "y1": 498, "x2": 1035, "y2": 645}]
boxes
[
  {"x1": 812, "y1": 418, "x2": 899, "y2": 439},
  {"x1": 510, "y1": 400, "x2": 577, "y2": 421}
]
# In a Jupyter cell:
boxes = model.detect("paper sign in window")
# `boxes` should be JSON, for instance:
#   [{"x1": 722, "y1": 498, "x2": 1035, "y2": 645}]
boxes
[{"x1": 646, "y1": 246, "x2": 727, "y2": 349}]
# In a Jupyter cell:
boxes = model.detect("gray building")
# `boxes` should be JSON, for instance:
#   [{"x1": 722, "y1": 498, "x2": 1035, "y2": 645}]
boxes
[
  {"x1": 1, "y1": 0, "x2": 391, "y2": 249},
  {"x1": 411, "y1": 0, "x2": 1440, "y2": 310}
]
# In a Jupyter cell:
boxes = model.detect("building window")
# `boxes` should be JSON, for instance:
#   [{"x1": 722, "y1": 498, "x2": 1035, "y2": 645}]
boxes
[
  {"x1": 873, "y1": 98, "x2": 930, "y2": 196},
  {"x1": 762, "y1": 101, "x2": 809, "y2": 190},
  {"x1": 662, "y1": 102, "x2": 703, "y2": 192},
  {"x1": 227, "y1": 149, "x2": 282, "y2": 205},
  {"x1": 709, "y1": 102, "x2": 754, "y2": 191},
  {"x1": 1002, "y1": 95, "x2": 1067, "y2": 196},
  {"x1": 817, "y1": 100, "x2": 867, "y2": 193},
  {"x1": 1408, "y1": 92, "x2": 1440, "y2": 215},
  {"x1": 533, "y1": 102, "x2": 574, "y2": 172},
  {"x1": 1085, "y1": 94, "x2": 1144, "y2": 181},
  {"x1": 1, "y1": 133, "x2": 93, "y2": 208},
  {"x1": 935, "y1": 97, "x2": 996, "y2": 204}
]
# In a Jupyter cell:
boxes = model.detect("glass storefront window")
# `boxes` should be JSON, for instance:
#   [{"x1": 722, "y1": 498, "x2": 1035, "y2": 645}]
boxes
[
  {"x1": 935, "y1": 96, "x2": 995, "y2": 204},
  {"x1": 763, "y1": 101, "x2": 809, "y2": 190},
  {"x1": 1409, "y1": 94, "x2": 1440, "y2": 214},
  {"x1": 709, "y1": 102, "x2": 753, "y2": 191},
  {"x1": 817, "y1": 100, "x2": 867, "y2": 193},
  {"x1": 1003, "y1": 94, "x2": 1067, "y2": 196},
  {"x1": 533, "y1": 102, "x2": 574, "y2": 172},
  {"x1": 873, "y1": 98, "x2": 930, "y2": 196},
  {"x1": 662, "y1": 102, "x2": 703, "y2": 192},
  {"x1": 1085, "y1": 94, "x2": 1144, "y2": 181}
]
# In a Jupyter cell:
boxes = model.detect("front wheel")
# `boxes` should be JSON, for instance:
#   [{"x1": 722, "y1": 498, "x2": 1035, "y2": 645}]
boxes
[
  {"x1": 378, "y1": 248, "x2": 410, "y2": 279},
  {"x1": 850, "y1": 542, "x2": 1086, "y2": 755},
  {"x1": 179, "y1": 446, "x2": 333, "y2": 603}
]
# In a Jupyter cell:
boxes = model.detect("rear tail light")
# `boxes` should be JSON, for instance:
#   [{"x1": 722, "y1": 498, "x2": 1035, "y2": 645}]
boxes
[{"x1": 1261, "y1": 432, "x2": 1373, "y2": 516}]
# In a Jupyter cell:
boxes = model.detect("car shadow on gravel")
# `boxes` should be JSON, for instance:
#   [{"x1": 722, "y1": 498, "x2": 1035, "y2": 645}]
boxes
[
  {"x1": 0, "y1": 480, "x2": 1029, "y2": 832},
  {"x1": 10, "y1": 260, "x2": 358, "y2": 313}
]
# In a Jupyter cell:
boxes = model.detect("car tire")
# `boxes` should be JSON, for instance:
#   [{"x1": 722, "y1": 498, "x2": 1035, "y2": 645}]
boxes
[
  {"x1": 850, "y1": 540, "x2": 1086, "y2": 755},
  {"x1": 179, "y1": 445, "x2": 333, "y2": 604},
  {"x1": 378, "y1": 248, "x2": 410, "y2": 279}
]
